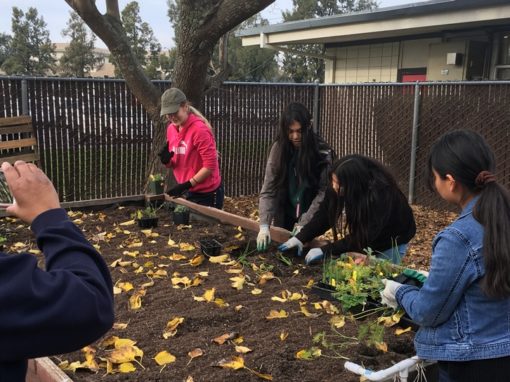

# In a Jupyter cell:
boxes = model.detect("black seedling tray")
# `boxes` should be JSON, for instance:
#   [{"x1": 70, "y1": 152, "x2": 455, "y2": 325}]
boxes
[
  {"x1": 137, "y1": 217, "x2": 158, "y2": 228},
  {"x1": 199, "y1": 238, "x2": 222, "y2": 257}
]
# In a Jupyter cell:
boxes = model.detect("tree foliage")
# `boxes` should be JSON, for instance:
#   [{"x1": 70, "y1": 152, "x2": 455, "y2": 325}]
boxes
[
  {"x1": 59, "y1": 11, "x2": 104, "y2": 77},
  {"x1": 117, "y1": 1, "x2": 162, "y2": 79},
  {"x1": 211, "y1": 15, "x2": 279, "y2": 82},
  {"x1": 0, "y1": 33, "x2": 12, "y2": 68},
  {"x1": 281, "y1": 0, "x2": 377, "y2": 82},
  {"x1": 1, "y1": 7, "x2": 56, "y2": 76}
]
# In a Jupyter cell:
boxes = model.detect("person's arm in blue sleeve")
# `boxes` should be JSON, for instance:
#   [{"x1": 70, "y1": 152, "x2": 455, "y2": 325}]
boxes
[
  {"x1": 0, "y1": 161, "x2": 114, "y2": 362},
  {"x1": 396, "y1": 228, "x2": 480, "y2": 327}
]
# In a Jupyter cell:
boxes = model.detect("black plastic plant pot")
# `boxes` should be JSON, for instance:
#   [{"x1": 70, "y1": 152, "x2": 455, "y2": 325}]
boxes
[
  {"x1": 137, "y1": 217, "x2": 158, "y2": 228},
  {"x1": 148, "y1": 181, "x2": 164, "y2": 195},
  {"x1": 172, "y1": 211, "x2": 190, "y2": 225},
  {"x1": 199, "y1": 238, "x2": 222, "y2": 257}
]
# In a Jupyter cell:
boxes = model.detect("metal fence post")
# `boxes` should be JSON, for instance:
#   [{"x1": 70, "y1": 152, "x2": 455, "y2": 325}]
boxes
[
  {"x1": 408, "y1": 82, "x2": 421, "y2": 204},
  {"x1": 21, "y1": 77, "x2": 28, "y2": 115},
  {"x1": 313, "y1": 80, "x2": 320, "y2": 134}
]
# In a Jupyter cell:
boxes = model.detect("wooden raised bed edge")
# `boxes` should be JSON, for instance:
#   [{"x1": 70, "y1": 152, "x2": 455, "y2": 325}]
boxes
[{"x1": 26, "y1": 358, "x2": 73, "y2": 382}]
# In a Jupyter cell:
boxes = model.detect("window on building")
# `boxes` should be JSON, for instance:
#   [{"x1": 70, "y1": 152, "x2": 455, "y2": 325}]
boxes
[{"x1": 495, "y1": 32, "x2": 510, "y2": 80}]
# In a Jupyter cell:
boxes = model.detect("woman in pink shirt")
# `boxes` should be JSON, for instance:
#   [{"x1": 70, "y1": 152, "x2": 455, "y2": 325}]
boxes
[{"x1": 158, "y1": 88, "x2": 223, "y2": 208}]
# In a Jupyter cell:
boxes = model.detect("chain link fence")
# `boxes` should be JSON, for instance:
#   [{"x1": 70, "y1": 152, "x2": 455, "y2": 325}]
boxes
[{"x1": 1, "y1": 76, "x2": 509, "y2": 210}]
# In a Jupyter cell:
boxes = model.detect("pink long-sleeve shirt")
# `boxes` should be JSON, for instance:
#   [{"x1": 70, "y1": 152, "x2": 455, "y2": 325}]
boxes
[{"x1": 165, "y1": 113, "x2": 221, "y2": 193}]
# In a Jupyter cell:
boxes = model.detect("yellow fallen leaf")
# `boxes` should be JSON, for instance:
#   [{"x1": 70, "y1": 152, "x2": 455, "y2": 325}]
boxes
[
  {"x1": 225, "y1": 268, "x2": 243, "y2": 274},
  {"x1": 187, "y1": 348, "x2": 203, "y2": 363},
  {"x1": 235, "y1": 346, "x2": 252, "y2": 354},
  {"x1": 251, "y1": 288, "x2": 263, "y2": 295},
  {"x1": 280, "y1": 331, "x2": 288, "y2": 341},
  {"x1": 194, "y1": 288, "x2": 215, "y2": 302},
  {"x1": 208, "y1": 254, "x2": 230, "y2": 263},
  {"x1": 230, "y1": 275, "x2": 246, "y2": 290},
  {"x1": 119, "y1": 219, "x2": 135, "y2": 226},
  {"x1": 188, "y1": 254, "x2": 205, "y2": 267},
  {"x1": 213, "y1": 332, "x2": 238, "y2": 345},
  {"x1": 330, "y1": 315, "x2": 346, "y2": 329},
  {"x1": 123, "y1": 250, "x2": 139, "y2": 258},
  {"x1": 127, "y1": 241, "x2": 143, "y2": 248},
  {"x1": 169, "y1": 253, "x2": 187, "y2": 261},
  {"x1": 375, "y1": 342, "x2": 388, "y2": 353},
  {"x1": 179, "y1": 242, "x2": 195, "y2": 251},
  {"x1": 113, "y1": 286, "x2": 122, "y2": 295},
  {"x1": 113, "y1": 322, "x2": 128, "y2": 330},
  {"x1": 163, "y1": 317, "x2": 184, "y2": 339},
  {"x1": 172, "y1": 276, "x2": 191, "y2": 288},
  {"x1": 114, "y1": 338, "x2": 137, "y2": 349},
  {"x1": 167, "y1": 238, "x2": 178, "y2": 247},
  {"x1": 299, "y1": 303, "x2": 320, "y2": 318},
  {"x1": 118, "y1": 362, "x2": 136, "y2": 373},
  {"x1": 140, "y1": 229, "x2": 153, "y2": 237},
  {"x1": 235, "y1": 305, "x2": 244, "y2": 311},
  {"x1": 154, "y1": 351, "x2": 176, "y2": 366},
  {"x1": 117, "y1": 282, "x2": 134, "y2": 292},
  {"x1": 213, "y1": 298, "x2": 229, "y2": 307},
  {"x1": 395, "y1": 327, "x2": 412, "y2": 335},
  {"x1": 266, "y1": 310, "x2": 288, "y2": 320},
  {"x1": 216, "y1": 355, "x2": 244, "y2": 370},
  {"x1": 128, "y1": 289, "x2": 146, "y2": 310},
  {"x1": 251, "y1": 370, "x2": 273, "y2": 380},
  {"x1": 58, "y1": 360, "x2": 88, "y2": 372}
]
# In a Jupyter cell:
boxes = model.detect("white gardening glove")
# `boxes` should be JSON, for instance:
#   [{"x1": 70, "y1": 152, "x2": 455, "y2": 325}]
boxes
[
  {"x1": 257, "y1": 224, "x2": 271, "y2": 252},
  {"x1": 277, "y1": 237, "x2": 303, "y2": 256},
  {"x1": 380, "y1": 279, "x2": 403, "y2": 310},
  {"x1": 291, "y1": 225, "x2": 302, "y2": 236},
  {"x1": 305, "y1": 248, "x2": 324, "y2": 265}
]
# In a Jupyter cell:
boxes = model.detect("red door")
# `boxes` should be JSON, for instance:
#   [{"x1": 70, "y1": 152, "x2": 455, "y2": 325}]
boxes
[{"x1": 402, "y1": 73, "x2": 427, "y2": 82}]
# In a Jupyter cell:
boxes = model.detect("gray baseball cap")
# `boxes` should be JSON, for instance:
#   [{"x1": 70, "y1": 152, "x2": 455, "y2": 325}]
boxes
[{"x1": 160, "y1": 88, "x2": 187, "y2": 116}]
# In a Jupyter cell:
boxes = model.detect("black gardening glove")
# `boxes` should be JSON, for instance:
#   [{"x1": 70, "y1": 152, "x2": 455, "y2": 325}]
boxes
[
  {"x1": 167, "y1": 181, "x2": 192, "y2": 197},
  {"x1": 158, "y1": 142, "x2": 174, "y2": 165}
]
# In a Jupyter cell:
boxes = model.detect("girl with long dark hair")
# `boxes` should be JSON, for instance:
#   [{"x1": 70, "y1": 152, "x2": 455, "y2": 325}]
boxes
[
  {"x1": 278, "y1": 154, "x2": 416, "y2": 264},
  {"x1": 381, "y1": 130, "x2": 510, "y2": 381},
  {"x1": 257, "y1": 102, "x2": 333, "y2": 251}
]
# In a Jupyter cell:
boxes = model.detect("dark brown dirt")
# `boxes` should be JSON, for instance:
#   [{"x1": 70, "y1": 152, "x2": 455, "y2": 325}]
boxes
[{"x1": 0, "y1": 196, "x2": 455, "y2": 382}]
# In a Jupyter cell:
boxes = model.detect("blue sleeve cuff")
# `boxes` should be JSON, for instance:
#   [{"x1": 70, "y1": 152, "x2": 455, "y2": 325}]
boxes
[{"x1": 31, "y1": 208, "x2": 69, "y2": 236}]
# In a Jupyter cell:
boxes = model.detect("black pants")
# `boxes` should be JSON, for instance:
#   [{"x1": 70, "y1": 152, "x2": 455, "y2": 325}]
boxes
[
  {"x1": 186, "y1": 183, "x2": 224, "y2": 209},
  {"x1": 438, "y1": 356, "x2": 510, "y2": 382}
]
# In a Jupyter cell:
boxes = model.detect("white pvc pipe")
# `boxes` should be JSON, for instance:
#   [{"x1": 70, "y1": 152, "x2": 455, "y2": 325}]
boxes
[{"x1": 344, "y1": 356, "x2": 424, "y2": 381}]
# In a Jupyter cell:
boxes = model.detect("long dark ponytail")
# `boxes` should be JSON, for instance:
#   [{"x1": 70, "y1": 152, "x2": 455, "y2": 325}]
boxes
[
  {"x1": 274, "y1": 103, "x2": 320, "y2": 189},
  {"x1": 428, "y1": 130, "x2": 510, "y2": 299},
  {"x1": 328, "y1": 155, "x2": 400, "y2": 250}
]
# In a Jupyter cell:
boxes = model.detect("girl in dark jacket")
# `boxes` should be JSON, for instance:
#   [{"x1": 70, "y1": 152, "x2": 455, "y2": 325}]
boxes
[
  {"x1": 278, "y1": 154, "x2": 416, "y2": 264},
  {"x1": 257, "y1": 102, "x2": 334, "y2": 251}
]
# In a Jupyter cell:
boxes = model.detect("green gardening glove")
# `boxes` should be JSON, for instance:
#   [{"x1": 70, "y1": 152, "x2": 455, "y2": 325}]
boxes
[{"x1": 402, "y1": 268, "x2": 428, "y2": 283}]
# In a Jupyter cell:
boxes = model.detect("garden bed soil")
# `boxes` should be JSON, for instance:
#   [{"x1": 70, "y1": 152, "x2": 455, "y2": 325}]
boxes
[{"x1": 0, "y1": 197, "x2": 455, "y2": 382}]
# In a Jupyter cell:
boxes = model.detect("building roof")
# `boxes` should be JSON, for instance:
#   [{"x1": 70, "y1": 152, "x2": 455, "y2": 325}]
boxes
[{"x1": 239, "y1": 0, "x2": 510, "y2": 46}]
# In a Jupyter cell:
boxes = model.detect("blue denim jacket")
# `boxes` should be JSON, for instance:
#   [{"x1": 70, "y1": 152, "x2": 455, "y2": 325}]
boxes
[{"x1": 396, "y1": 197, "x2": 510, "y2": 361}]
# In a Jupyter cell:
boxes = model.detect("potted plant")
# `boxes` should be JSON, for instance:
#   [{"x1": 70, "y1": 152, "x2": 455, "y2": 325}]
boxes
[
  {"x1": 172, "y1": 205, "x2": 190, "y2": 225},
  {"x1": 148, "y1": 173, "x2": 165, "y2": 195},
  {"x1": 199, "y1": 238, "x2": 222, "y2": 257},
  {"x1": 134, "y1": 205, "x2": 160, "y2": 228}
]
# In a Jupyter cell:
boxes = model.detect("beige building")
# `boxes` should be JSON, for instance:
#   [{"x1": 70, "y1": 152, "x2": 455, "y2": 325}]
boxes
[
  {"x1": 53, "y1": 42, "x2": 116, "y2": 78},
  {"x1": 240, "y1": 0, "x2": 510, "y2": 83}
]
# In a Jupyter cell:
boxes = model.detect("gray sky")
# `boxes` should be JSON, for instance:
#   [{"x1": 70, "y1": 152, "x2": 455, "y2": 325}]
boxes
[{"x1": 0, "y1": 0, "x2": 419, "y2": 50}]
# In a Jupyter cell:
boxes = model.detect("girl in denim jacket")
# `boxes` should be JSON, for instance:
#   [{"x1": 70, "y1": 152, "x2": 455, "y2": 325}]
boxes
[{"x1": 381, "y1": 130, "x2": 510, "y2": 382}]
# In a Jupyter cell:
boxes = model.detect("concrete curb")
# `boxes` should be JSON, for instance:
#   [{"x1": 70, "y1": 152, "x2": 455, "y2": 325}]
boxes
[{"x1": 26, "y1": 358, "x2": 73, "y2": 382}]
